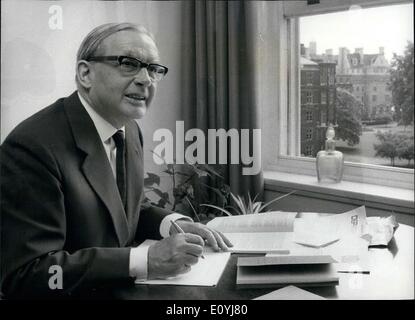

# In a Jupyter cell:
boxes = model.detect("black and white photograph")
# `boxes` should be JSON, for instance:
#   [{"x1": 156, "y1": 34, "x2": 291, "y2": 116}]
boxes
[{"x1": 0, "y1": 0, "x2": 413, "y2": 307}]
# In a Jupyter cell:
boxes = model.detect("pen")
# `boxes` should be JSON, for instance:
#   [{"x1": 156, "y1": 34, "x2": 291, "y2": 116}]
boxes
[
  {"x1": 337, "y1": 271, "x2": 370, "y2": 274},
  {"x1": 170, "y1": 220, "x2": 205, "y2": 259}
]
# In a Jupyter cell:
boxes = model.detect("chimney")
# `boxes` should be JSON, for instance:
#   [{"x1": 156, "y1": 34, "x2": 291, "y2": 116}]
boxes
[
  {"x1": 355, "y1": 47, "x2": 364, "y2": 62},
  {"x1": 305, "y1": 47, "x2": 310, "y2": 59},
  {"x1": 309, "y1": 41, "x2": 317, "y2": 56},
  {"x1": 325, "y1": 49, "x2": 333, "y2": 62},
  {"x1": 379, "y1": 47, "x2": 384, "y2": 55}
]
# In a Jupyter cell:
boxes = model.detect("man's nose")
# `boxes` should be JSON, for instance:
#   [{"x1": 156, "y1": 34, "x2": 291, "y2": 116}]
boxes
[{"x1": 133, "y1": 68, "x2": 152, "y2": 87}]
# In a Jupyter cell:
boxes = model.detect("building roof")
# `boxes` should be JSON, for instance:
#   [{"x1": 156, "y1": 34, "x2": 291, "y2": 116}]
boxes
[{"x1": 300, "y1": 57, "x2": 318, "y2": 66}]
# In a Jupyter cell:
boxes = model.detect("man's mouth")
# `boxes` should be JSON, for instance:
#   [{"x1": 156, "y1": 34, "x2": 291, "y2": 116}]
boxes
[{"x1": 125, "y1": 93, "x2": 146, "y2": 102}]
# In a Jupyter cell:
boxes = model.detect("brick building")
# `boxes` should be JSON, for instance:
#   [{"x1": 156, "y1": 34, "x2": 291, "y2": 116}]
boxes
[{"x1": 300, "y1": 57, "x2": 337, "y2": 157}]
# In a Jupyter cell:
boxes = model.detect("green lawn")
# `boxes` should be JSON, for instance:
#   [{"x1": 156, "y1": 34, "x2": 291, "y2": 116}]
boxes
[{"x1": 336, "y1": 122, "x2": 414, "y2": 168}]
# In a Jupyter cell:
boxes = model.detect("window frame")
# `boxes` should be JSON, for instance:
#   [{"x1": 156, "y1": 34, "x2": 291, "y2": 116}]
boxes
[{"x1": 265, "y1": 0, "x2": 414, "y2": 190}]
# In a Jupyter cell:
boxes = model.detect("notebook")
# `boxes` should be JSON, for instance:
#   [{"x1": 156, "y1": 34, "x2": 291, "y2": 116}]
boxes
[
  {"x1": 134, "y1": 240, "x2": 231, "y2": 287},
  {"x1": 236, "y1": 255, "x2": 339, "y2": 289}
]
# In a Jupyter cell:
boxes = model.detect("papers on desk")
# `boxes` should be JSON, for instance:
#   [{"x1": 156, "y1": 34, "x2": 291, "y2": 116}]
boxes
[
  {"x1": 207, "y1": 211, "x2": 297, "y2": 253},
  {"x1": 254, "y1": 285, "x2": 326, "y2": 300},
  {"x1": 134, "y1": 240, "x2": 231, "y2": 287},
  {"x1": 291, "y1": 206, "x2": 369, "y2": 261},
  {"x1": 293, "y1": 206, "x2": 367, "y2": 247}
]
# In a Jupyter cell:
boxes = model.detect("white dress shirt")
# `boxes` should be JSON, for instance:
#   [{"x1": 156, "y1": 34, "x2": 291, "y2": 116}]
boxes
[{"x1": 78, "y1": 92, "x2": 192, "y2": 281}]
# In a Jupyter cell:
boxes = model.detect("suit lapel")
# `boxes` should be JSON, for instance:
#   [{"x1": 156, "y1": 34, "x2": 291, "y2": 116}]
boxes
[
  {"x1": 125, "y1": 121, "x2": 143, "y2": 237},
  {"x1": 63, "y1": 92, "x2": 129, "y2": 247}
]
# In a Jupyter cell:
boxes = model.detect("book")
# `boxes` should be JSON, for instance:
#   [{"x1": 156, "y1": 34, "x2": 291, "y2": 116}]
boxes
[
  {"x1": 134, "y1": 240, "x2": 231, "y2": 287},
  {"x1": 236, "y1": 255, "x2": 339, "y2": 289},
  {"x1": 206, "y1": 211, "x2": 297, "y2": 253}
]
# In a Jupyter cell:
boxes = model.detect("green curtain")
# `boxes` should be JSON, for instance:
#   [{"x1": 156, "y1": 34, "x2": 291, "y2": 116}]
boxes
[{"x1": 181, "y1": 0, "x2": 264, "y2": 201}]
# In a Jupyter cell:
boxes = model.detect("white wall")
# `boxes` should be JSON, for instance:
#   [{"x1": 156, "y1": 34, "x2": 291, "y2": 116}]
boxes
[{"x1": 1, "y1": 0, "x2": 185, "y2": 201}]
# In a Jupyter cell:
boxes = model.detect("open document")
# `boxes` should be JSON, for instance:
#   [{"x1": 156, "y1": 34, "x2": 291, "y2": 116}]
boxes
[
  {"x1": 135, "y1": 240, "x2": 231, "y2": 286},
  {"x1": 289, "y1": 206, "x2": 369, "y2": 261},
  {"x1": 206, "y1": 211, "x2": 297, "y2": 253}
]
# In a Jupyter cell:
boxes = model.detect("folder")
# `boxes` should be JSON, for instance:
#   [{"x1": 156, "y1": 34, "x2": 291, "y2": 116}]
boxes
[{"x1": 236, "y1": 255, "x2": 339, "y2": 289}]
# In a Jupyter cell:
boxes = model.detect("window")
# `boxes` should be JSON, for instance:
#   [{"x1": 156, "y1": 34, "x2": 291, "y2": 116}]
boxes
[
  {"x1": 321, "y1": 91, "x2": 327, "y2": 104},
  {"x1": 329, "y1": 91, "x2": 334, "y2": 104},
  {"x1": 299, "y1": 5, "x2": 413, "y2": 168},
  {"x1": 266, "y1": 1, "x2": 414, "y2": 190},
  {"x1": 306, "y1": 110, "x2": 313, "y2": 121},
  {"x1": 306, "y1": 72, "x2": 313, "y2": 85},
  {"x1": 320, "y1": 69, "x2": 327, "y2": 85},
  {"x1": 306, "y1": 128, "x2": 313, "y2": 140},
  {"x1": 320, "y1": 110, "x2": 327, "y2": 126},
  {"x1": 306, "y1": 91, "x2": 313, "y2": 104}
]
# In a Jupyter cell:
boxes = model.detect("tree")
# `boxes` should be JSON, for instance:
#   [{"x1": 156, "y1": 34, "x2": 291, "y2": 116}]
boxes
[
  {"x1": 373, "y1": 131, "x2": 401, "y2": 166},
  {"x1": 388, "y1": 41, "x2": 414, "y2": 128},
  {"x1": 335, "y1": 88, "x2": 363, "y2": 146},
  {"x1": 397, "y1": 135, "x2": 414, "y2": 167}
]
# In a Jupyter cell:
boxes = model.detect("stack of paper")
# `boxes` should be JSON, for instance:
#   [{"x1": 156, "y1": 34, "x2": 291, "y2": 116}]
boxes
[
  {"x1": 236, "y1": 255, "x2": 339, "y2": 289},
  {"x1": 206, "y1": 211, "x2": 297, "y2": 253}
]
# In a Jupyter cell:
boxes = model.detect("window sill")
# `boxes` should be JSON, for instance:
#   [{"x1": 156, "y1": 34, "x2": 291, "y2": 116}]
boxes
[{"x1": 264, "y1": 170, "x2": 414, "y2": 214}]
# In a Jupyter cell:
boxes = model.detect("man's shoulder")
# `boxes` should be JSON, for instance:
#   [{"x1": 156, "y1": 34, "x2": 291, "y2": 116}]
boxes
[{"x1": 2, "y1": 92, "x2": 77, "y2": 147}]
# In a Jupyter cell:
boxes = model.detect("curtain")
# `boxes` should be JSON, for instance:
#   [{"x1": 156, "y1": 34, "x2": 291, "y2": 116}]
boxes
[{"x1": 181, "y1": 0, "x2": 264, "y2": 202}]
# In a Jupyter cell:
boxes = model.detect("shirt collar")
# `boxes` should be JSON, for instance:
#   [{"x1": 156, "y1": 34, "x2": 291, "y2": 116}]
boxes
[{"x1": 78, "y1": 92, "x2": 125, "y2": 143}]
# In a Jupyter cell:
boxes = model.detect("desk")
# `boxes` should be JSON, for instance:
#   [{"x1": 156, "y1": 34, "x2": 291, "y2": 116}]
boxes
[{"x1": 112, "y1": 223, "x2": 414, "y2": 300}]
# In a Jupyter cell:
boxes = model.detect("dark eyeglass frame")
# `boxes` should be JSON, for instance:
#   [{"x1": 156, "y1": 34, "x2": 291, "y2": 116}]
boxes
[{"x1": 87, "y1": 55, "x2": 168, "y2": 80}]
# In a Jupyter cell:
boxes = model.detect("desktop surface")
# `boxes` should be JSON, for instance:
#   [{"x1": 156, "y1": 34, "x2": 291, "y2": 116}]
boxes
[{"x1": 111, "y1": 223, "x2": 413, "y2": 300}]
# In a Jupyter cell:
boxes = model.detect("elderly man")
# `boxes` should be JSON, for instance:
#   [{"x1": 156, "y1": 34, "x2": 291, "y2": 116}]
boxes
[{"x1": 0, "y1": 22, "x2": 231, "y2": 299}]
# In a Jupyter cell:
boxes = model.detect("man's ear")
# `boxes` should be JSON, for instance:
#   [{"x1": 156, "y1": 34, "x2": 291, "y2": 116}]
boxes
[{"x1": 76, "y1": 60, "x2": 93, "y2": 89}]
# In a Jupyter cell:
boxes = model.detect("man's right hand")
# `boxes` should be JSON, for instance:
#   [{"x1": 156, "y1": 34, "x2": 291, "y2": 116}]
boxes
[{"x1": 147, "y1": 233, "x2": 204, "y2": 279}]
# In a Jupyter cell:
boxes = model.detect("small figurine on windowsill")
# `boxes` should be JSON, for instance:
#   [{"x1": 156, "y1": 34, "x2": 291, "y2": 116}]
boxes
[{"x1": 316, "y1": 124, "x2": 344, "y2": 183}]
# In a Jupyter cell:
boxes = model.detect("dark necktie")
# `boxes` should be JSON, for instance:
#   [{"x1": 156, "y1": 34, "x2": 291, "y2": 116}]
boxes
[{"x1": 112, "y1": 130, "x2": 127, "y2": 209}]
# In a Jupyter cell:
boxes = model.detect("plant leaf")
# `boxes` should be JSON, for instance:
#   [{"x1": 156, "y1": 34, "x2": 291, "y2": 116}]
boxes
[
  {"x1": 197, "y1": 164, "x2": 224, "y2": 178},
  {"x1": 144, "y1": 172, "x2": 161, "y2": 187},
  {"x1": 185, "y1": 196, "x2": 201, "y2": 222},
  {"x1": 200, "y1": 204, "x2": 233, "y2": 216},
  {"x1": 151, "y1": 188, "x2": 171, "y2": 204},
  {"x1": 253, "y1": 202, "x2": 262, "y2": 214},
  {"x1": 259, "y1": 190, "x2": 297, "y2": 212}
]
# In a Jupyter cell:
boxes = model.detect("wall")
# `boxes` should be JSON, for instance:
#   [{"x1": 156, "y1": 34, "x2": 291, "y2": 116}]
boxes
[{"x1": 1, "y1": 0, "x2": 185, "y2": 203}]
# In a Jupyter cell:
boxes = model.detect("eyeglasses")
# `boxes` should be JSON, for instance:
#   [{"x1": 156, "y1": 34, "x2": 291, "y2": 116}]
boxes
[{"x1": 87, "y1": 56, "x2": 168, "y2": 82}]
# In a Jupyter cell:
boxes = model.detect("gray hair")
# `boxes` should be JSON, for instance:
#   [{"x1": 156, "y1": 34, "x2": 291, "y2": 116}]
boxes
[{"x1": 75, "y1": 22, "x2": 155, "y2": 87}]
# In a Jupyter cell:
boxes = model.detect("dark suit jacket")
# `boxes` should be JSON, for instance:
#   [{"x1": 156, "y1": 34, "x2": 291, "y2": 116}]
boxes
[{"x1": 0, "y1": 91, "x2": 170, "y2": 298}]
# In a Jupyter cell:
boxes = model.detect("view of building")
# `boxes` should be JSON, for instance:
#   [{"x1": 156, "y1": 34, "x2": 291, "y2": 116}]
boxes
[
  {"x1": 300, "y1": 56, "x2": 337, "y2": 157},
  {"x1": 335, "y1": 46, "x2": 392, "y2": 120},
  {"x1": 304, "y1": 42, "x2": 392, "y2": 121},
  {"x1": 300, "y1": 42, "x2": 393, "y2": 157}
]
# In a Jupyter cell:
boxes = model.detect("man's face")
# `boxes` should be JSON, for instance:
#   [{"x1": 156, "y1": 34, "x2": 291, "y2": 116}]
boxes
[{"x1": 87, "y1": 30, "x2": 160, "y2": 127}]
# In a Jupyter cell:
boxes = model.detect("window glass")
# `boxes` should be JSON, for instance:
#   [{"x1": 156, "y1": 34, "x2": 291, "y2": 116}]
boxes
[{"x1": 299, "y1": 3, "x2": 414, "y2": 168}]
